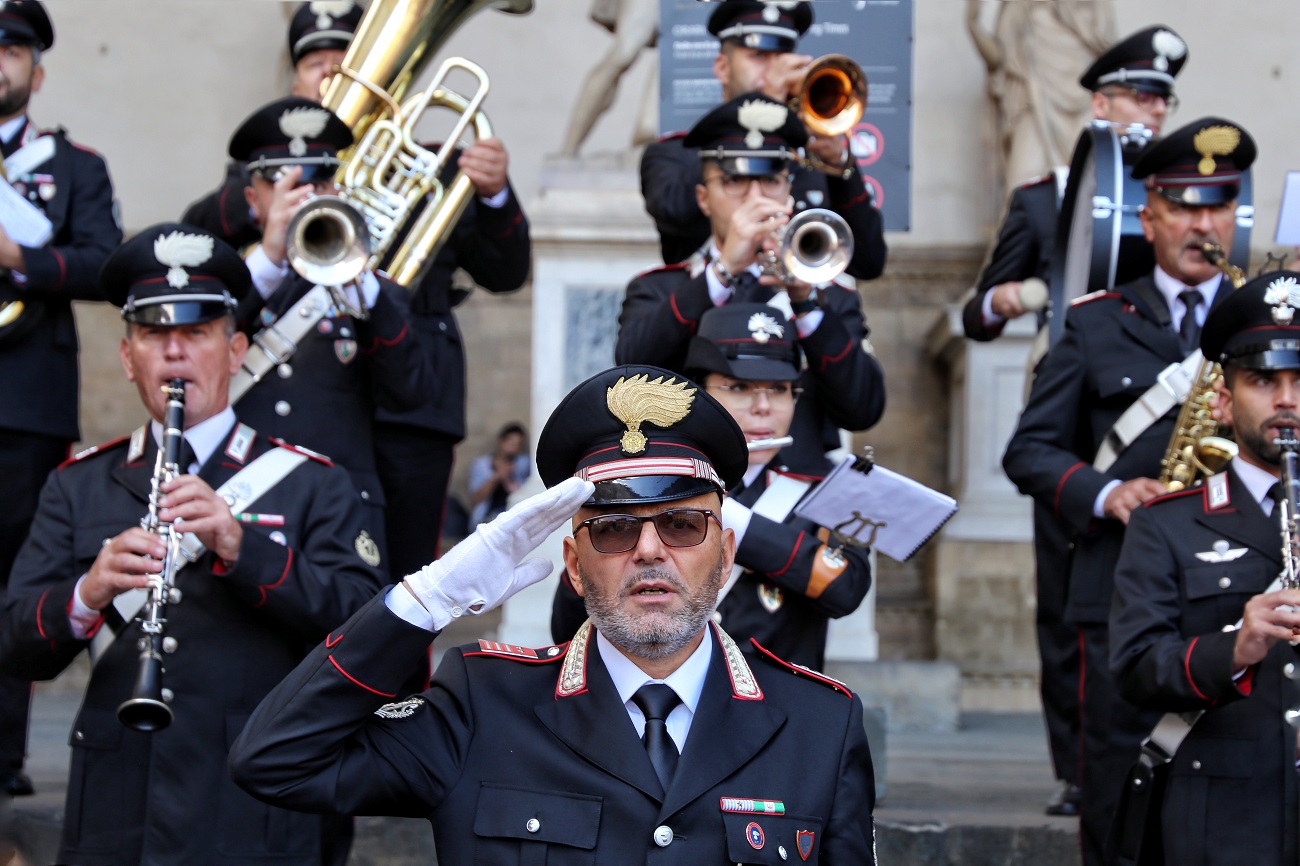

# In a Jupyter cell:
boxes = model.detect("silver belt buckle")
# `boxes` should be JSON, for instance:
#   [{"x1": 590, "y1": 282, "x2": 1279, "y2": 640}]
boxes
[{"x1": 1156, "y1": 361, "x2": 1192, "y2": 402}]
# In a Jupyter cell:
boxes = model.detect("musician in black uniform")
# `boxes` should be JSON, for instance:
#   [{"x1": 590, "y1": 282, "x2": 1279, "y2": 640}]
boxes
[
  {"x1": 553, "y1": 304, "x2": 872, "y2": 669},
  {"x1": 640, "y1": 0, "x2": 886, "y2": 278},
  {"x1": 1003, "y1": 118, "x2": 1256, "y2": 866},
  {"x1": 180, "y1": 1, "x2": 365, "y2": 250},
  {"x1": 0, "y1": 224, "x2": 386, "y2": 865},
  {"x1": 1110, "y1": 271, "x2": 1300, "y2": 866},
  {"x1": 231, "y1": 363, "x2": 877, "y2": 864},
  {"x1": 0, "y1": 0, "x2": 120, "y2": 798},
  {"x1": 964, "y1": 24, "x2": 1188, "y2": 818},
  {"x1": 964, "y1": 25, "x2": 1187, "y2": 342},
  {"x1": 224, "y1": 96, "x2": 435, "y2": 557},
  {"x1": 620, "y1": 93, "x2": 884, "y2": 472}
]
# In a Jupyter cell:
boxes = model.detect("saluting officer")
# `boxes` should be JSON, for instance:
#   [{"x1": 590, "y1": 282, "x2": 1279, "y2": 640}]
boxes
[
  {"x1": 181, "y1": 0, "x2": 366, "y2": 250},
  {"x1": 1003, "y1": 118, "x2": 1256, "y2": 866},
  {"x1": 224, "y1": 96, "x2": 435, "y2": 557},
  {"x1": 553, "y1": 304, "x2": 873, "y2": 669},
  {"x1": 964, "y1": 24, "x2": 1189, "y2": 819},
  {"x1": 231, "y1": 364, "x2": 877, "y2": 863},
  {"x1": 0, "y1": 0, "x2": 121, "y2": 798},
  {"x1": 640, "y1": 0, "x2": 886, "y2": 278},
  {"x1": 620, "y1": 92, "x2": 885, "y2": 473},
  {"x1": 1111, "y1": 271, "x2": 1300, "y2": 866},
  {"x1": 0, "y1": 224, "x2": 386, "y2": 865}
]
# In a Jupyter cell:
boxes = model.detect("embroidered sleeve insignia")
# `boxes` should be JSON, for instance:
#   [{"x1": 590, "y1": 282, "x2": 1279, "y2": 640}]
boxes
[{"x1": 374, "y1": 697, "x2": 425, "y2": 720}]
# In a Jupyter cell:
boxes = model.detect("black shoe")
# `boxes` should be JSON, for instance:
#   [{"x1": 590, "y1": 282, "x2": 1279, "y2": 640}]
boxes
[
  {"x1": 1044, "y1": 780, "x2": 1080, "y2": 816},
  {"x1": 2, "y1": 770, "x2": 34, "y2": 797}
]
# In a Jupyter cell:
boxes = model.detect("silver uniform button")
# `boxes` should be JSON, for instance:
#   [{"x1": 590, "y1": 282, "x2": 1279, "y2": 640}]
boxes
[
  {"x1": 298, "y1": 306, "x2": 312, "y2": 318},
  {"x1": 1191, "y1": 760, "x2": 1202, "y2": 770},
  {"x1": 162, "y1": 637, "x2": 178, "y2": 654},
  {"x1": 1218, "y1": 576, "x2": 1231, "y2": 589},
  {"x1": 711, "y1": 610, "x2": 723, "y2": 624},
  {"x1": 653, "y1": 825, "x2": 673, "y2": 847},
  {"x1": 278, "y1": 364, "x2": 293, "y2": 379},
  {"x1": 779, "y1": 844, "x2": 788, "y2": 860},
  {"x1": 360, "y1": 490, "x2": 370, "y2": 501},
  {"x1": 1121, "y1": 376, "x2": 1133, "y2": 387},
  {"x1": 274, "y1": 400, "x2": 291, "y2": 417},
  {"x1": 1285, "y1": 663, "x2": 1297, "y2": 679},
  {"x1": 526, "y1": 818, "x2": 540, "y2": 833}
]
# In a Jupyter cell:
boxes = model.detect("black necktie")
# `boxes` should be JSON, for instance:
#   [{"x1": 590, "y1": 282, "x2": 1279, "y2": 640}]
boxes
[
  {"x1": 1178, "y1": 289, "x2": 1202, "y2": 355},
  {"x1": 632, "y1": 684, "x2": 681, "y2": 792},
  {"x1": 1269, "y1": 482, "x2": 1285, "y2": 516},
  {"x1": 176, "y1": 438, "x2": 198, "y2": 476},
  {"x1": 729, "y1": 270, "x2": 764, "y2": 303}
]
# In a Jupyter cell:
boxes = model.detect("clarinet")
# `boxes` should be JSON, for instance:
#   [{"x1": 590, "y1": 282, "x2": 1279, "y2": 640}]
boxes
[
  {"x1": 1277, "y1": 426, "x2": 1300, "y2": 591},
  {"x1": 117, "y1": 378, "x2": 186, "y2": 732}
]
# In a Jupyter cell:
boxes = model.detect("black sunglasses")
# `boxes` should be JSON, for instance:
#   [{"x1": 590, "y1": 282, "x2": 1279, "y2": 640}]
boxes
[{"x1": 576, "y1": 508, "x2": 721, "y2": 554}]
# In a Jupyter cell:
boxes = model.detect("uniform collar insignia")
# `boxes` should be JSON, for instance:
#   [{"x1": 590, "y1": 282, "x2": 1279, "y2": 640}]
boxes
[
  {"x1": 712, "y1": 621, "x2": 763, "y2": 700},
  {"x1": 1265, "y1": 276, "x2": 1300, "y2": 325},
  {"x1": 1206, "y1": 472, "x2": 1231, "y2": 510},
  {"x1": 606, "y1": 373, "x2": 696, "y2": 455},
  {"x1": 748, "y1": 312, "x2": 784, "y2": 343},
  {"x1": 279, "y1": 106, "x2": 331, "y2": 158},
  {"x1": 1194, "y1": 539, "x2": 1248, "y2": 563},
  {"x1": 1192, "y1": 124, "x2": 1240, "y2": 176},
  {"x1": 153, "y1": 230, "x2": 214, "y2": 289},
  {"x1": 1151, "y1": 30, "x2": 1186, "y2": 73},
  {"x1": 738, "y1": 99, "x2": 788, "y2": 150},
  {"x1": 556, "y1": 620, "x2": 593, "y2": 697},
  {"x1": 128, "y1": 424, "x2": 148, "y2": 463}
]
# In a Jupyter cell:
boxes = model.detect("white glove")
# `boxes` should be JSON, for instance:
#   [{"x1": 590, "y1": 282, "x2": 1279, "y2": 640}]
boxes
[{"x1": 405, "y1": 477, "x2": 594, "y2": 630}]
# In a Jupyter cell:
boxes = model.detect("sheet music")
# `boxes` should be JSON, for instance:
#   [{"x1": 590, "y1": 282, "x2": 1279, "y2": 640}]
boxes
[
  {"x1": 0, "y1": 178, "x2": 52, "y2": 247},
  {"x1": 794, "y1": 456, "x2": 958, "y2": 562}
]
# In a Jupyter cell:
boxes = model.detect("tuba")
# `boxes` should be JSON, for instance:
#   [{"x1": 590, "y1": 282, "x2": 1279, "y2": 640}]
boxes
[
  {"x1": 1157, "y1": 243, "x2": 1246, "y2": 492},
  {"x1": 289, "y1": 0, "x2": 533, "y2": 290}
]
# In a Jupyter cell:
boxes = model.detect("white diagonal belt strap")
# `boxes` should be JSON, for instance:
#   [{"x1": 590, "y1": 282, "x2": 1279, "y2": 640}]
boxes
[
  {"x1": 229, "y1": 284, "x2": 334, "y2": 405},
  {"x1": 1094, "y1": 350, "x2": 1203, "y2": 472},
  {"x1": 716, "y1": 474, "x2": 813, "y2": 608},
  {"x1": 89, "y1": 446, "x2": 310, "y2": 663}
]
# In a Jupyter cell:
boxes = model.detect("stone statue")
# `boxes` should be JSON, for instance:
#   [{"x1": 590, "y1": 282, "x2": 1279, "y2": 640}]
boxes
[
  {"x1": 967, "y1": 0, "x2": 1115, "y2": 192},
  {"x1": 560, "y1": 0, "x2": 659, "y2": 157}
]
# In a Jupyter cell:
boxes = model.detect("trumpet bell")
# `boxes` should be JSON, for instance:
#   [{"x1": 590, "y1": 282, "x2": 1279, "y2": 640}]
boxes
[
  {"x1": 797, "y1": 54, "x2": 867, "y2": 139},
  {"x1": 286, "y1": 196, "x2": 374, "y2": 287},
  {"x1": 777, "y1": 208, "x2": 854, "y2": 285}
]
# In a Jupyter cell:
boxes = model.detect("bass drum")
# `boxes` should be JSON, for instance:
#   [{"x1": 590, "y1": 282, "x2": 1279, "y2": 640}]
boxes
[{"x1": 1048, "y1": 121, "x2": 1154, "y2": 346}]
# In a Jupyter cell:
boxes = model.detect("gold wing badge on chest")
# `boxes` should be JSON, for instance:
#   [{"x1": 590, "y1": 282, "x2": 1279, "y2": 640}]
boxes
[{"x1": 1194, "y1": 539, "x2": 1247, "y2": 563}]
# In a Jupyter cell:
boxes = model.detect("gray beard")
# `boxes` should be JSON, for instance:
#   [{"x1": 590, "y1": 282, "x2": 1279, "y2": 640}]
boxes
[{"x1": 580, "y1": 556, "x2": 726, "y2": 661}]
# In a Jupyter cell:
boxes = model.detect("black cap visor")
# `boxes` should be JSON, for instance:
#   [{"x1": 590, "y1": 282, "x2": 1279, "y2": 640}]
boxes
[
  {"x1": 124, "y1": 297, "x2": 235, "y2": 327},
  {"x1": 248, "y1": 157, "x2": 340, "y2": 184},
  {"x1": 293, "y1": 31, "x2": 352, "y2": 64},
  {"x1": 1153, "y1": 179, "x2": 1240, "y2": 206},
  {"x1": 699, "y1": 149, "x2": 795, "y2": 177},
  {"x1": 587, "y1": 474, "x2": 722, "y2": 507},
  {"x1": 1224, "y1": 338, "x2": 1300, "y2": 371}
]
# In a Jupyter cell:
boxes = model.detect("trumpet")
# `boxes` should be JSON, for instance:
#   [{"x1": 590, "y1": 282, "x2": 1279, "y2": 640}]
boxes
[
  {"x1": 791, "y1": 54, "x2": 868, "y2": 176},
  {"x1": 762, "y1": 208, "x2": 854, "y2": 285},
  {"x1": 285, "y1": 194, "x2": 372, "y2": 320},
  {"x1": 118, "y1": 378, "x2": 186, "y2": 732}
]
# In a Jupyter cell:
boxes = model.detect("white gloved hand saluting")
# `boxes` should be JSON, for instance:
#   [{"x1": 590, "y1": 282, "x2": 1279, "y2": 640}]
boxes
[{"x1": 404, "y1": 476, "x2": 595, "y2": 631}]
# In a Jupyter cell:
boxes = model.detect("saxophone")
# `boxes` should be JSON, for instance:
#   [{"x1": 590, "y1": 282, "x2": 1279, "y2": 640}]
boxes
[
  {"x1": 117, "y1": 379, "x2": 186, "y2": 732},
  {"x1": 1157, "y1": 243, "x2": 1246, "y2": 492}
]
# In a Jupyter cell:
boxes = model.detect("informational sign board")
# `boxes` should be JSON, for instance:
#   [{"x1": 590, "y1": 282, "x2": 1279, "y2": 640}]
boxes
[{"x1": 658, "y1": 0, "x2": 914, "y2": 231}]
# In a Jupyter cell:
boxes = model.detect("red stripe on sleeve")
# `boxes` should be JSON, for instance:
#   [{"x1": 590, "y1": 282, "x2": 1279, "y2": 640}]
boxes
[
  {"x1": 768, "y1": 531, "x2": 806, "y2": 577},
  {"x1": 255, "y1": 548, "x2": 294, "y2": 608},
  {"x1": 1054, "y1": 462, "x2": 1087, "y2": 516},
  {"x1": 328, "y1": 655, "x2": 397, "y2": 698},
  {"x1": 1183, "y1": 636, "x2": 1210, "y2": 701}
]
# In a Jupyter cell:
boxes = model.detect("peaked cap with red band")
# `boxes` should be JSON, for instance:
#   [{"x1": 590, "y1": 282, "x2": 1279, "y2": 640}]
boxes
[
  {"x1": 707, "y1": 1, "x2": 812, "y2": 54},
  {"x1": 1202, "y1": 270, "x2": 1300, "y2": 371},
  {"x1": 288, "y1": 1, "x2": 364, "y2": 66},
  {"x1": 537, "y1": 365, "x2": 747, "y2": 506},
  {"x1": 1132, "y1": 116, "x2": 1256, "y2": 206},
  {"x1": 686, "y1": 302, "x2": 800, "y2": 382},
  {"x1": 228, "y1": 96, "x2": 353, "y2": 181},
  {"x1": 0, "y1": 0, "x2": 52, "y2": 50},
  {"x1": 101, "y1": 223, "x2": 251, "y2": 327},
  {"x1": 1079, "y1": 25, "x2": 1187, "y2": 96}
]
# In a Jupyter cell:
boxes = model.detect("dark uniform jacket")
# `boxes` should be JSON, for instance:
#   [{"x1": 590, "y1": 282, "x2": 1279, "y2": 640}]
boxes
[
  {"x1": 235, "y1": 272, "x2": 436, "y2": 509},
  {"x1": 1002, "y1": 275, "x2": 1231, "y2": 624},
  {"x1": 0, "y1": 121, "x2": 120, "y2": 441},
  {"x1": 961, "y1": 175, "x2": 1057, "y2": 342},
  {"x1": 230, "y1": 598, "x2": 877, "y2": 864},
  {"x1": 552, "y1": 460, "x2": 872, "y2": 670},
  {"x1": 617, "y1": 261, "x2": 884, "y2": 472},
  {"x1": 640, "y1": 132, "x2": 887, "y2": 279},
  {"x1": 0, "y1": 422, "x2": 387, "y2": 866},
  {"x1": 1110, "y1": 468, "x2": 1299, "y2": 866},
  {"x1": 179, "y1": 161, "x2": 260, "y2": 252}
]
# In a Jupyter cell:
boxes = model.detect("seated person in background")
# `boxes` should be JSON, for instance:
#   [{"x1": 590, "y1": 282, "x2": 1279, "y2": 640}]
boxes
[
  {"x1": 468, "y1": 422, "x2": 530, "y2": 527},
  {"x1": 554, "y1": 303, "x2": 872, "y2": 670},
  {"x1": 0, "y1": 223, "x2": 386, "y2": 865}
]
